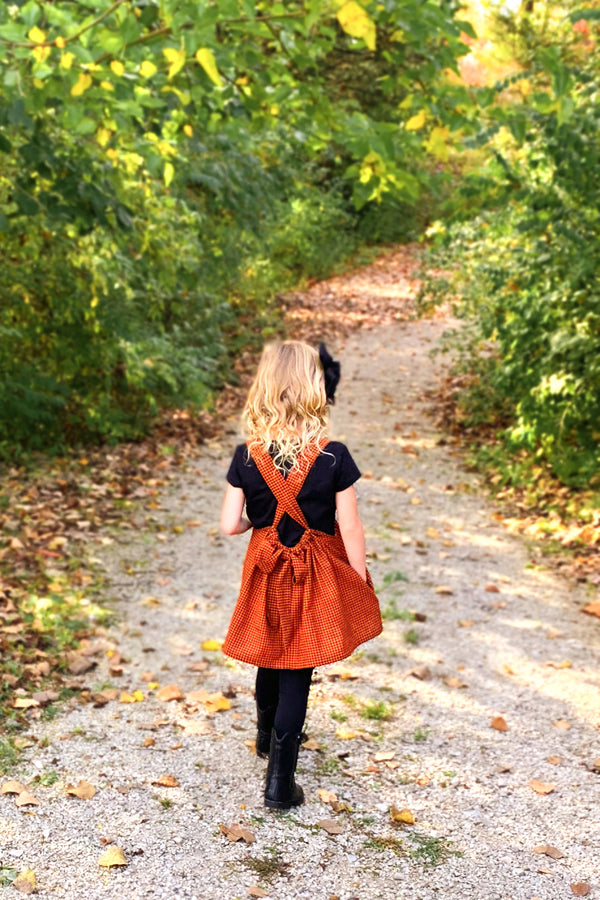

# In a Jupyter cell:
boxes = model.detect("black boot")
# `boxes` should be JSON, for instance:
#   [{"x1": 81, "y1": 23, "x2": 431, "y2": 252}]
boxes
[
  {"x1": 264, "y1": 731, "x2": 305, "y2": 810},
  {"x1": 256, "y1": 705, "x2": 276, "y2": 758}
]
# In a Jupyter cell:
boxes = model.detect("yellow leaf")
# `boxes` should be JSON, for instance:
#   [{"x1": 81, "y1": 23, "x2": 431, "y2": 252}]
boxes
[
  {"x1": 201, "y1": 639, "x2": 221, "y2": 651},
  {"x1": 164, "y1": 161, "x2": 175, "y2": 187},
  {"x1": 28, "y1": 26, "x2": 46, "y2": 44},
  {"x1": 98, "y1": 846, "x2": 127, "y2": 868},
  {"x1": 337, "y1": 1, "x2": 376, "y2": 51},
  {"x1": 183, "y1": 124, "x2": 193, "y2": 137},
  {"x1": 33, "y1": 78, "x2": 44, "y2": 89},
  {"x1": 148, "y1": 681, "x2": 159, "y2": 690},
  {"x1": 71, "y1": 73, "x2": 92, "y2": 97},
  {"x1": 32, "y1": 45, "x2": 51, "y2": 64},
  {"x1": 110, "y1": 60, "x2": 124, "y2": 77},
  {"x1": 426, "y1": 527, "x2": 439, "y2": 539},
  {"x1": 406, "y1": 111, "x2": 427, "y2": 131},
  {"x1": 55, "y1": 36, "x2": 66, "y2": 49},
  {"x1": 390, "y1": 805, "x2": 415, "y2": 825},
  {"x1": 133, "y1": 690, "x2": 145, "y2": 702},
  {"x1": 390, "y1": 29, "x2": 404, "y2": 42},
  {"x1": 96, "y1": 127, "x2": 112, "y2": 148},
  {"x1": 119, "y1": 692, "x2": 137, "y2": 703},
  {"x1": 163, "y1": 47, "x2": 186, "y2": 80},
  {"x1": 336, "y1": 728, "x2": 356, "y2": 740},
  {"x1": 100, "y1": 80, "x2": 114, "y2": 91},
  {"x1": 423, "y1": 125, "x2": 451, "y2": 161},
  {"x1": 140, "y1": 60, "x2": 157, "y2": 78},
  {"x1": 12, "y1": 869, "x2": 36, "y2": 895},
  {"x1": 195, "y1": 47, "x2": 222, "y2": 86},
  {"x1": 205, "y1": 692, "x2": 231, "y2": 714}
]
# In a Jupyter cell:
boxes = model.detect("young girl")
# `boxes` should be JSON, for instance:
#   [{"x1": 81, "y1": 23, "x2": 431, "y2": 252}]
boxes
[{"x1": 219, "y1": 340, "x2": 382, "y2": 810}]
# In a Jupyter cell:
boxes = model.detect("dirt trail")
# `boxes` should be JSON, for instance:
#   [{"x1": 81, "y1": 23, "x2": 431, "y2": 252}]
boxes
[{"x1": 1, "y1": 251, "x2": 599, "y2": 900}]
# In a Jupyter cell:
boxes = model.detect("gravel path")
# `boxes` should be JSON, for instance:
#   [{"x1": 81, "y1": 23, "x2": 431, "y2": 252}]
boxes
[{"x1": 1, "y1": 308, "x2": 599, "y2": 900}]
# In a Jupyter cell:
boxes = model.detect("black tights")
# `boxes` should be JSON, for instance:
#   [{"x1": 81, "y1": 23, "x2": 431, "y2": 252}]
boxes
[{"x1": 255, "y1": 667, "x2": 313, "y2": 735}]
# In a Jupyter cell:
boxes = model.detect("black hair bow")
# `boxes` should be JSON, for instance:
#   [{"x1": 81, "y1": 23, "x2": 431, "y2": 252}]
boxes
[{"x1": 319, "y1": 343, "x2": 341, "y2": 405}]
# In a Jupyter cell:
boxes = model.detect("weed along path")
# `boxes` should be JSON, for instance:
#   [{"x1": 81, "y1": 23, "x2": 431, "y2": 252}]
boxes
[{"x1": 2, "y1": 249, "x2": 600, "y2": 900}]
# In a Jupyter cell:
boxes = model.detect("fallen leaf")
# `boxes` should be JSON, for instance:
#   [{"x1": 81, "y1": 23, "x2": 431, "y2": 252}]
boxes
[
  {"x1": 570, "y1": 883, "x2": 591, "y2": 896},
  {"x1": 582, "y1": 601, "x2": 600, "y2": 618},
  {"x1": 533, "y1": 845, "x2": 565, "y2": 859},
  {"x1": 67, "y1": 654, "x2": 96, "y2": 675},
  {"x1": 426, "y1": 527, "x2": 439, "y2": 539},
  {"x1": 219, "y1": 823, "x2": 255, "y2": 844},
  {"x1": 590, "y1": 758, "x2": 600, "y2": 773},
  {"x1": 201, "y1": 639, "x2": 221, "y2": 651},
  {"x1": 1, "y1": 780, "x2": 26, "y2": 795},
  {"x1": 546, "y1": 660, "x2": 572, "y2": 669},
  {"x1": 317, "y1": 789, "x2": 338, "y2": 804},
  {"x1": 184, "y1": 689, "x2": 209, "y2": 704},
  {"x1": 336, "y1": 728, "x2": 356, "y2": 740},
  {"x1": 546, "y1": 756, "x2": 561, "y2": 766},
  {"x1": 204, "y1": 692, "x2": 231, "y2": 714},
  {"x1": 180, "y1": 720, "x2": 213, "y2": 736},
  {"x1": 553, "y1": 719, "x2": 572, "y2": 730},
  {"x1": 152, "y1": 775, "x2": 179, "y2": 788},
  {"x1": 434, "y1": 585, "x2": 454, "y2": 595},
  {"x1": 317, "y1": 818, "x2": 344, "y2": 835},
  {"x1": 390, "y1": 806, "x2": 415, "y2": 825},
  {"x1": 330, "y1": 799, "x2": 352, "y2": 812},
  {"x1": 248, "y1": 889, "x2": 269, "y2": 898},
  {"x1": 143, "y1": 737, "x2": 156, "y2": 748},
  {"x1": 92, "y1": 689, "x2": 119, "y2": 706},
  {"x1": 187, "y1": 661, "x2": 209, "y2": 672},
  {"x1": 326, "y1": 666, "x2": 358, "y2": 681},
  {"x1": 119, "y1": 691, "x2": 142, "y2": 704},
  {"x1": 66, "y1": 780, "x2": 96, "y2": 800},
  {"x1": 491, "y1": 716, "x2": 509, "y2": 732},
  {"x1": 484, "y1": 584, "x2": 500, "y2": 593},
  {"x1": 302, "y1": 738, "x2": 322, "y2": 751},
  {"x1": 416, "y1": 775, "x2": 430, "y2": 786},
  {"x1": 458, "y1": 619, "x2": 474, "y2": 628},
  {"x1": 98, "y1": 846, "x2": 127, "y2": 868},
  {"x1": 14, "y1": 791, "x2": 39, "y2": 808},
  {"x1": 12, "y1": 697, "x2": 39, "y2": 710},
  {"x1": 407, "y1": 665, "x2": 431, "y2": 680},
  {"x1": 374, "y1": 751, "x2": 395, "y2": 762},
  {"x1": 12, "y1": 869, "x2": 36, "y2": 894},
  {"x1": 156, "y1": 684, "x2": 183, "y2": 702},
  {"x1": 529, "y1": 780, "x2": 556, "y2": 795},
  {"x1": 443, "y1": 676, "x2": 468, "y2": 689}
]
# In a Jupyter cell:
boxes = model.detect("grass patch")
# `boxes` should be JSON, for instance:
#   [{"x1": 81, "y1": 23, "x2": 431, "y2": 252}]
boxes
[
  {"x1": 364, "y1": 836, "x2": 405, "y2": 856},
  {"x1": 413, "y1": 727, "x2": 430, "y2": 742},
  {"x1": 0, "y1": 738, "x2": 21, "y2": 775},
  {"x1": 241, "y1": 852, "x2": 289, "y2": 881},
  {"x1": 360, "y1": 700, "x2": 393, "y2": 721},
  {"x1": 406, "y1": 832, "x2": 462, "y2": 868},
  {"x1": 381, "y1": 599, "x2": 415, "y2": 622},
  {"x1": 403, "y1": 628, "x2": 420, "y2": 645},
  {"x1": 330, "y1": 710, "x2": 347, "y2": 722},
  {"x1": 315, "y1": 756, "x2": 341, "y2": 776}
]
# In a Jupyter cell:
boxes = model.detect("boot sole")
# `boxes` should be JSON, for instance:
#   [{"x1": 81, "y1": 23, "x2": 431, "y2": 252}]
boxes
[{"x1": 264, "y1": 797, "x2": 304, "y2": 810}]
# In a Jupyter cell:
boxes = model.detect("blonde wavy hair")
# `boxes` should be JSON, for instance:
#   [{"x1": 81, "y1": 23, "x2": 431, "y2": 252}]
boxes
[{"x1": 244, "y1": 341, "x2": 329, "y2": 471}]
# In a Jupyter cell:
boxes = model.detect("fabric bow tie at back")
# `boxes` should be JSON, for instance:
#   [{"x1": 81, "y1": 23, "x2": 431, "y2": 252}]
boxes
[{"x1": 319, "y1": 343, "x2": 341, "y2": 405}]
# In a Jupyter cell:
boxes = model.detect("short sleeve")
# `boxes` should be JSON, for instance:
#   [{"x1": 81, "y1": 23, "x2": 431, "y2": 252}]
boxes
[
  {"x1": 226, "y1": 444, "x2": 246, "y2": 488},
  {"x1": 334, "y1": 443, "x2": 361, "y2": 493}
]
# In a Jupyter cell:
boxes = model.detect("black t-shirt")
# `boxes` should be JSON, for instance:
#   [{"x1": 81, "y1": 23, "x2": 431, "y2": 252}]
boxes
[{"x1": 226, "y1": 441, "x2": 361, "y2": 548}]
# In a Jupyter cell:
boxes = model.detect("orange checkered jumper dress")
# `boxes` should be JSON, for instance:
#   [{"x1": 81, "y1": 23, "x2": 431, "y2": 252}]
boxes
[{"x1": 222, "y1": 442, "x2": 382, "y2": 669}]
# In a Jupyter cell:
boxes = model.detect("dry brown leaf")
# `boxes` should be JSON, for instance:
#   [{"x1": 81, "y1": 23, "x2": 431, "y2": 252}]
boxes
[
  {"x1": 443, "y1": 676, "x2": 468, "y2": 689},
  {"x1": 426, "y1": 527, "x2": 439, "y2": 539},
  {"x1": 317, "y1": 789, "x2": 338, "y2": 804},
  {"x1": 66, "y1": 780, "x2": 96, "y2": 800},
  {"x1": 590, "y1": 758, "x2": 600, "y2": 773},
  {"x1": 1, "y1": 780, "x2": 26, "y2": 795},
  {"x1": 484, "y1": 583, "x2": 500, "y2": 592},
  {"x1": 187, "y1": 660, "x2": 209, "y2": 672},
  {"x1": 248, "y1": 889, "x2": 269, "y2": 899},
  {"x1": 143, "y1": 737, "x2": 156, "y2": 748},
  {"x1": 180, "y1": 720, "x2": 213, "y2": 736},
  {"x1": 326, "y1": 666, "x2": 358, "y2": 681},
  {"x1": 12, "y1": 697, "x2": 39, "y2": 710},
  {"x1": 156, "y1": 684, "x2": 183, "y2": 702},
  {"x1": 92, "y1": 688, "x2": 119, "y2": 706},
  {"x1": 204, "y1": 693, "x2": 231, "y2": 714},
  {"x1": 408, "y1": 665, "x2": 431, "y2": 680},
  {"x1": 302, "y1": 737, "x2": 322, "y2": 751},
  {"x1": 546, "y1": 660, "x2": 572, "y2": 669},
  {"x1": 458, "y1": 619, "x2": 474, "y2": 628},
  {"x1": 546, "y1": 756, "x2": 562, "y2": 766},
  {"x1": 491, "y1": 716, "x2": 509, "y2": 732},
  {"x1": 374, "y1": 751, "x2": 395, "y2": 762},
  {"x1": 529, "y1": 780, "x2": 556, "y2": 795},
  {"x1": 152, "y1": 775, "x2": 179, "y2": 788},
  {"x1": 533, "y1": 845, "x2": 565, "y2": 859},
  {"x1": 98, "y1": 846, "x2": 127, "y2": 867},
  {"x1": 570, "y1": 883, "x2": 591, "y2": 897},
  {"x1": 67, "y1": 654, "x2": 96, "y2": 675},
  {"x1": 12, "y1": 869, "x2": 36, "y2": 894},
  {"x1": 330, "y1": 800, "x2": 352, "y2": 813},
  {"x1": 434, "y1": 585, "x2": 454, "y2": 595},
  {"x1": 390, "y1": 806, "x2": 415, "y2": 825},
  {"x1": 582, "y1": 601, "x2": 600, "y2": 618},
  {"x1": 185, "y1": 689, "x2": 209, "y2": 704},
  {"x1": 317, "y1": 818, "x2": 344, "y2": 835},
  {"x1": 15, "y1": 791, "x2": 39, "y2": 807},
  {"x1": 219, "y1": 823, "x2": 256, "y2": 844},
  {"x1": 553, "y1": 719, "x2": 572, "y2": 730}
]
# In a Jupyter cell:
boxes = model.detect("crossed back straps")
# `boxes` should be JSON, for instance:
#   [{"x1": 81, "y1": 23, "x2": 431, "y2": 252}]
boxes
[{"x1": 249, "y1": 441, "x2": 324, "y2": 531}]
